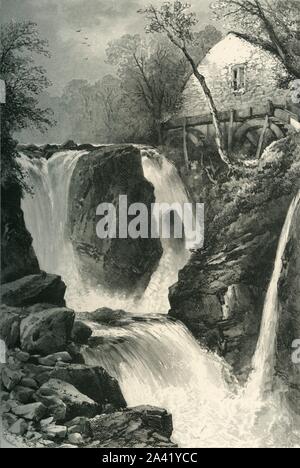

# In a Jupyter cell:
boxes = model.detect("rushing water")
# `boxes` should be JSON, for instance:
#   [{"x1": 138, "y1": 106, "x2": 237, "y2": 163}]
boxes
[
  {"x1": 20, "y1": 151, "x2": 86, "y2": 278},
  {"x1": 20, "y1": 149, "x2": 194, "y2": 314},
  {"x1": 20, "y1": 149, "x2": 300, "y2": 448},
  {"x1": 83, "y1": 317, "x2": 300, "y2": 448},
  {"x1": 138, "y1": 149, "x2": 195, "y2": 313},
  {"x1": 247, "y1": 191, "x2": 300, "y2": 399}
]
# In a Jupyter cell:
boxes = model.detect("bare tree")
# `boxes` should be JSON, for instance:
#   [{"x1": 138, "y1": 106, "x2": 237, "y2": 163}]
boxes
[
  {"x1": 106, "y1": 34, "x2": 190, "y2": 144},
  {"x1": 94, "y1": 75, "x2": 123, "y2": 142},
  {"x1": 212, "y1": 0, "x2": 300, "y2": 79},
  {"x1": 139, "y1": 1, "x2": 232, "y2": 166}
]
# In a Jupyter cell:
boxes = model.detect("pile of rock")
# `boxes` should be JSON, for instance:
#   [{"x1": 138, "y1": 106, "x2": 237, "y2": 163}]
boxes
[
  {"x1": 17, "y1": 141, "x2": 99, "y2": 161},
  {"x1": 87, "y1": 406, "x2": 174, "y2": 448},
  {"x1": 0, "y1": 273, "x2": 175, "y2": 448}
]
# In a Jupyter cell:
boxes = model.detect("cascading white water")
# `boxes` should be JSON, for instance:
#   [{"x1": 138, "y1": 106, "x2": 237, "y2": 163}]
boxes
[
  {"x1": 20, "y1": 151, "x2": 87, "y2": 278},
  {"x1": 19, "y1": 149, "x2": 300, "y2": 448},
  {"x1": 138, "y1": 149, "x2": 195, "y2": 313},
  {"x1": 83, "y1": 191, "x2": 300, "y2": 448},
  {"x1": 247, "y1": 190, "x2": 300, "y2": 398},
  {"x1": 20, "y1": 148, "x2": 194, "y2": 314},
  {"x1": 83, "y1": 318, "x2": 238, "y2": 448},
  {"x1": 83, "y1": 314, "x2": 300, "y2": 448}
]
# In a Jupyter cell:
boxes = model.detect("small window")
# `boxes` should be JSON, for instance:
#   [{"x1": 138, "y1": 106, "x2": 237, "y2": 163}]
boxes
[{"x1": 232, "y1": 65, "x2": 246, "y2": 93}]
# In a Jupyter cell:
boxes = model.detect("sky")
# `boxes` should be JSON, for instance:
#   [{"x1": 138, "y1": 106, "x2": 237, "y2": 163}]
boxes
[{"x1": 1, "y1": 0, "x2": 213, "y2": 95}]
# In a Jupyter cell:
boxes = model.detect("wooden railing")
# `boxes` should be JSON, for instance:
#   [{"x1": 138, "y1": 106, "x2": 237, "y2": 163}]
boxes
[
  {"x1": 165, "y1": 100, "x2": 300, "y2": 131},
  {"x1": 164, "y1": 100, "x2": 300, "y2": 164}
]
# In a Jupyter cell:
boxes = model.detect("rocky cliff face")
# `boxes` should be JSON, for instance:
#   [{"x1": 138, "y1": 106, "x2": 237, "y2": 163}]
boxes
[
  {"x1": 277, "y1": 200, "x2": 300, "y2": 414},
  {"x1": 169, "y1": 136, "x2": 300, "y2": 382},
  {"x1": 1, "y1": 184, "x2": 40, "y2": 284},
  {"x1": 68, "y1": 145, "x2": 162, "y2": 294},
  {"x1": 0, "y1": 275, "x2": 175, "y2": 448}
]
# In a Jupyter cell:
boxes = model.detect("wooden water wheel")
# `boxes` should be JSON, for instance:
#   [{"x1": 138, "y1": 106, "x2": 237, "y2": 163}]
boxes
[{"x1": 233, "y1": 117, "x2": 286, "y2": 157}]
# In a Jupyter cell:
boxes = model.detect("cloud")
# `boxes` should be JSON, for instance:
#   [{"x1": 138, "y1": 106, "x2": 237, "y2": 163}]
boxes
[
  {"x1": 1, "y1": 0, "x2": 213, "y2": 94},
  {"x1": 61, "y1": 0, "x2": 141, "y2": 28}
]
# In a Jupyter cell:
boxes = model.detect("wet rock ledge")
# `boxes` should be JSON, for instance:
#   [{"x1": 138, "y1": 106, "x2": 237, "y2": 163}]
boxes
[
  {"x1": 0, "y1": 273, "x2": 175, "y2": 448},
  {"x1": 169, "y1": 135, "x2": 300, "y2": 392}
]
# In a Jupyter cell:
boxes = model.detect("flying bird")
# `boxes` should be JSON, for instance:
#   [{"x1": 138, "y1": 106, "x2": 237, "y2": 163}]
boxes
[{"x1": 76, "y1": 30, "x2": 82, "y2": 33}]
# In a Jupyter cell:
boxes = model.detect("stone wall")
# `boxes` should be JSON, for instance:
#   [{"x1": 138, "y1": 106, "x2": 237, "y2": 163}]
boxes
[{"x1": 178, "y1": 34, "x2": 288, "y2": 118}]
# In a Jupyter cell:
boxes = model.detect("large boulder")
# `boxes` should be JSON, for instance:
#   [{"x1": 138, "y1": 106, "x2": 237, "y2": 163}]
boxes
[
  {"x1": 12, "y1": 402, "x2": 47, "y2": 421},
  {"x1": 68, "y1": 145, "x2": 162, "y2": 294},
  {"x1": 1, "y1": 366, "x2": 23, "y2": 391},
  {"x1": 65, "y1": 416, "x2": 92, "y2": 437},
  {"x1": 10, "y1": 386, "x2": 35, "y2": 404},
  {"x1": 0, "y1": 303, "x2": 68, "y2": 351},
  {"x1": 51, "y1": 364, "x2": 126, "y2": 409},
  {"x1": 43, "y1": 424, "x2": 67, "y2": 440},
  {"x1": 71, "y1": 321, "x2": 92, "y2": 345},
  {"x1": 1, "y1": 274, "x2": 66, "y2": 307},
  {"x1": 35, "y1": 390, "x2": 67, "y2": 422},
  {"x1": 8, "y1": 418, "x2": 28, "y2": 436},
  {"x1": 22, "y1": 363, "x2": 54, "y2": 387},
  {"x1": 38, "y1": 352, "x2": 72, "y2": 366},
  {"x1": 44, "y1": 424, "x2": 67, "y2": 441},
  {"x1": 36, "y1": 379, "x2": 102, "y2": 421},
  {"x1": 277, "y1": 198, "x2": 300, "y2": 414},
  {"x1": 20, "y1": 307, "x2": 75, "y2": 355},
  {"x1": 1, "y1": 184, "x2": 40, "y2": 284},
  {"x1": 89, "y1": 406, "x2": 174, "y2": 448},
  {"x1": 82, "y1": 308, "x2": 132, "y2": 326},
  {"x1": 0, "y1": 305, "x2": 24, "y2": 348},
  {"x1": 169, "y1": 218, "x2": 282, "y2": 382},
  {"x1": 61, "y1": 140, "x2": 78, "y2": 150}
]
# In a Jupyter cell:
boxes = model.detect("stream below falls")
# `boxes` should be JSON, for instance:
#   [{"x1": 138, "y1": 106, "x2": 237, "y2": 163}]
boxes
[{"x1": 19, "y1": 149, "x2": 300, "y2": 448}]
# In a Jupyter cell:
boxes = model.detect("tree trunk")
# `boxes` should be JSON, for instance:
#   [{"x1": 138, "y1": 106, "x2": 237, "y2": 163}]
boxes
[
  {"x1": 193, "y1": 69, "x2": 231, "y2": 166},
  {"x1": 232, "y1": 32, "x2": 300, "y2": 78},
  {"x1": 256, "y1": 115, "x2": 269, "y2": 159},
  {"x1": 183, "y1": 118, "x2": 190, "y2": 170},
  {"x1": 180, "y1": 43, "x2": 231, "y2": 166},
  {"x1": 164, "y1": 33, "x2": 231, "y2": 166},
  {"x1": 253, "y1": 1, "x2": 299, "y2": 78}
]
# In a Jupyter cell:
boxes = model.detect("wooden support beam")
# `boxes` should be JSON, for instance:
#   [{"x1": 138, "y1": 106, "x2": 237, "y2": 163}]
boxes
[
  {"x1": 228, "y1": 109, "x2": 235, "y2": 153},
  {"x1": 256, "y1": 115, "x2": 269, "y2": 159}
]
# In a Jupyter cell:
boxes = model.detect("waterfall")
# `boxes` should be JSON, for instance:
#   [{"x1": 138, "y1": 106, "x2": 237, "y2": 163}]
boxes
[
  {"x1": 247, "y1": 190, "x2": 300, "y2": 398},
  {"x1": 83, "y1": 313, "x2": 299, "y2": 448},
  {"x1": 20, "y1": 148, "x2": 194, "y2": 314},
  {"x1": 19, "y1": 149, "x2": 300, "y2": 448},
  {"x1": 83, "y1": 318, "x2": 237, "y2": 448},
  {"x1": 20, "y1": 150, "x2": 87, "y2": 278},
  {"x1": 82, "y1": 191, "x2": 300, "y2": 448},
  {"x1": 139, "y1": 149, "x2": 196, "y2": 313}
]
